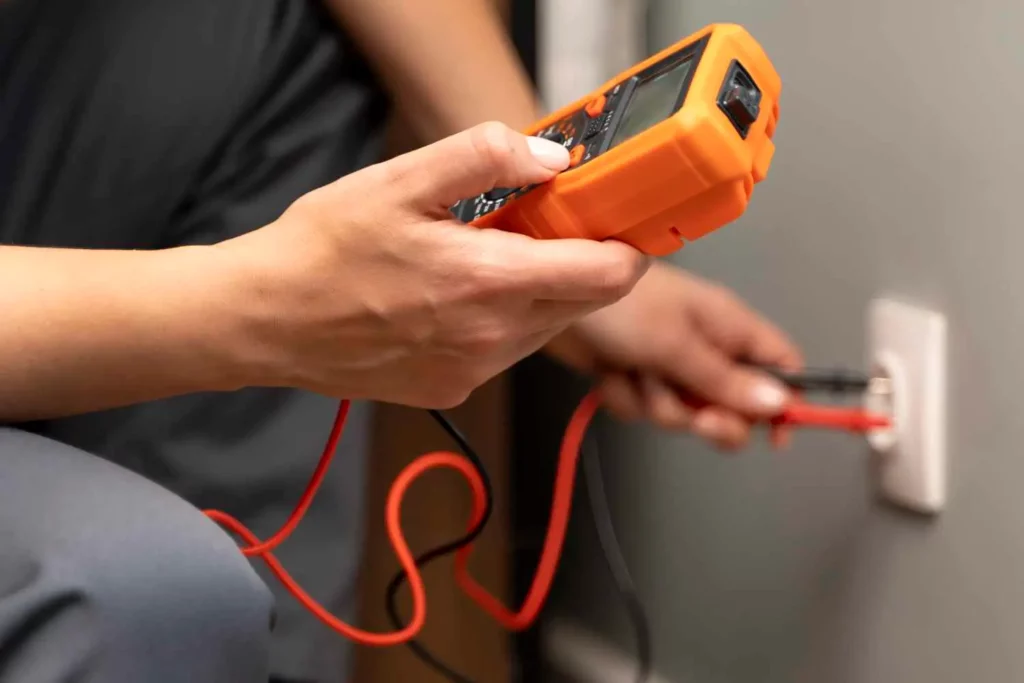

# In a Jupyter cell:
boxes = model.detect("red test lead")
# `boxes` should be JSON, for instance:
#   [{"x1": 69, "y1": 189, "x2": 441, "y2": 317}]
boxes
[
  {"x1": 202, "y1": 382, "x2": 891, "y2": 652},
  {"x1": 771, "y1": 400, "x2": 892, "y2": 433}
]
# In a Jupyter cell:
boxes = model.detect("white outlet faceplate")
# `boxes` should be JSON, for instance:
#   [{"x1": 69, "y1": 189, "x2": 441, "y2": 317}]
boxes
[{"x1": 865, "y1": 298, "x2": 948, "y2": 514}]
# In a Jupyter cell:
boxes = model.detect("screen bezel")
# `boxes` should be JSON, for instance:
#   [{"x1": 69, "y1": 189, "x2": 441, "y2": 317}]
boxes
[
  {"x1": 607, "y1": 56, "x2": 697, "y2": 150},
  {"x1": 597, "y1": 34, "x2": 710, "y2": 157}
]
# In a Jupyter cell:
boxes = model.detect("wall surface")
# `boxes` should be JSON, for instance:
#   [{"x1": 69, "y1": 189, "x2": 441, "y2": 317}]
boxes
[
  {"x1": 538, "y1": 0, "x2": 646, "y2": 111},
  {"x1": 545, "y1": 1, "x2": 1024, "y2": 682}
]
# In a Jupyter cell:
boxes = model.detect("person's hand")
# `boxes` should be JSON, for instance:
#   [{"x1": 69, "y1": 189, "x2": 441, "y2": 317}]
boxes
[
  {"x1": 545, "y1": 262, "x2": 802, "y2": 449},
  {"x1": 217, "y1": 122, "x2": 650, "y2": 408}
]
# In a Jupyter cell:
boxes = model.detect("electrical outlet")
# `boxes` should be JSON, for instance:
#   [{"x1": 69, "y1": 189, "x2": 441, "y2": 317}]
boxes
[{"x1": 864, "y1": 298, "x2": 948, "y2": 514}]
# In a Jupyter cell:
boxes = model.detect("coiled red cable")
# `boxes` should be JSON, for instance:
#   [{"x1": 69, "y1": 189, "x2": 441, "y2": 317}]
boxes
[
  {"x1": 203, "y1": 390, "x2": 603, "y2": 646},
  {"x1": 203, "y1": 386, "x2": 888, "y2": 647}
]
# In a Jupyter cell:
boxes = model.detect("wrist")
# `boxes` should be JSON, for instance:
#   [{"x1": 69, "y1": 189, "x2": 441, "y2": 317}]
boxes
[
  {"x1": 205, "y1": 220, "x2": 340, "y2": 392},
  {"x1": 185, "y1": 238, "x2": 334, "y2": 392},
  {"x1": 0, "y1": 243, "x2": 276, "y2": 421},
  {"x1": 136, "y1": 245, "x2": 270, "y2": 393}
]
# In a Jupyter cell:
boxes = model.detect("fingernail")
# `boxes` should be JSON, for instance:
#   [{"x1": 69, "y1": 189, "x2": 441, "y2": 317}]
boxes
[
  {"x1": 692, "y1": 412, "x2": 722, "y2": 440},
  {"x1": 753, "y1": 379, "x2": 788, "y2": 412},
  {"x1": 526, "y1": 136, "x2": 570, "y2": 170}
]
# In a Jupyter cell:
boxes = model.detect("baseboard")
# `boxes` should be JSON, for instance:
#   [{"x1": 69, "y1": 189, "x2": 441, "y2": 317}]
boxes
[{"x1": 542, "y1": 618, "x2": 676, "y2": 683}]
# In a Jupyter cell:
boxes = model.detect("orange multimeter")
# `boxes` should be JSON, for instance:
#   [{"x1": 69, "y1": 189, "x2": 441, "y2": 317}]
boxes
[{"x1": 451, "y1": 23, "x2": 780, "y2": 256}]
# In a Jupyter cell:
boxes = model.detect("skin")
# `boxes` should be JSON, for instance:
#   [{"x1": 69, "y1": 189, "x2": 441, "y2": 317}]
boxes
[
  {"x1": 0, "y1": 125, "x2": 648, "y2": 420},
  {"x1": 547, "y1": 267, "x2": 802, "y2": 449},
  {"x1": 322, "y1": 0, "x2": 540, "y2": 144},
  {"x1": 0, "y1": 0, "x2": 803, "y2": 450},
  {"x1": 323, "y1": 0, "x2": 804, "y2": 449}
]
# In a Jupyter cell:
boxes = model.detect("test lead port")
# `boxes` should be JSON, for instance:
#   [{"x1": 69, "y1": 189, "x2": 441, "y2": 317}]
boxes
[{"x1": 717, "y1": 60, "x2": 762, "y2": 138}]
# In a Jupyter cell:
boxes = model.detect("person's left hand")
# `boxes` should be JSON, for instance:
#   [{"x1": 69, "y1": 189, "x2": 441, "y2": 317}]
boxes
[{"x1": 544, "y1": 261, "x2": 803, "y2": 450}]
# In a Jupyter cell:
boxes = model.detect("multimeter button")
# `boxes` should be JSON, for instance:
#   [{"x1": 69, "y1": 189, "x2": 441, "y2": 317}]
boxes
[
  {"x1": 583, "y1": 113, "x2": 608, "y2": 140},
  {"x1": 584, "y1": 94, "x2": 607, "y2": 118},
  {"x1": 568, "y1": 144, "x2": 585, "y2": 167},
  {"x1": 483, "y1": 186, "x2": 517, "y2": 201},
  {"x1": 721, "y1": 86, "x2": 759, "y2": 128},
  {"x1": 539, "y1": 130, "x2": 566, "y2": 145}
]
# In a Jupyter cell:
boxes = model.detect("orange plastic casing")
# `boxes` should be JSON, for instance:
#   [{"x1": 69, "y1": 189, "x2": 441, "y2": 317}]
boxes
[{"x1": 471, "y1": 23, "x2": 780, "y2": 256}]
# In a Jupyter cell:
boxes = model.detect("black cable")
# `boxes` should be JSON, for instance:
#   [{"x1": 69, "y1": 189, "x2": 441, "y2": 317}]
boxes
[
  {"x1": 756, "y1": 365, "x2": 870, "y2": 394},
  {"x1": 384, "y1": 409, "x2": 491, "y2": 683},
  {"x1": 385, "y1": 406, "x2": 652, "y2": 683},
  {"x1": 383, "y1": 366, "x2": 873, "y2": 680},
  {"x1": 581, "y1": 436, "x2": 651, "y2": 683}
]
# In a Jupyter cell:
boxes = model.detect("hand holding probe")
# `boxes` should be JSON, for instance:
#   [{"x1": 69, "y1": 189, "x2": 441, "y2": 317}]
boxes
[{"x1": 755, "y1": 365, "x2": 892, "y2": 433}]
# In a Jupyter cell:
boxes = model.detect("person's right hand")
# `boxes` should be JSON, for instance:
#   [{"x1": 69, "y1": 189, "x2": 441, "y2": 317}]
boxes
[{"x1": 217, "y1": 122, "x2": 649, "y2": 408}]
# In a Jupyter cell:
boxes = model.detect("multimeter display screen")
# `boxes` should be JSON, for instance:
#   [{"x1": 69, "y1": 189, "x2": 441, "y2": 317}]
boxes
[{"x1": 609, "y1": 57, "x2": 693, "y2": 149}]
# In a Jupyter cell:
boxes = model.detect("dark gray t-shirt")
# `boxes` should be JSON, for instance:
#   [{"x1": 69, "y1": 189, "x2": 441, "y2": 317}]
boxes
[{"x1": 0, "y1": 0, "x2": 390, "y2": 680}]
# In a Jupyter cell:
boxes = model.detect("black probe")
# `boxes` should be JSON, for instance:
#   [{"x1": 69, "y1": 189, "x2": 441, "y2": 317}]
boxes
[{"x1": 756, "y1": 365, "x2": 871, "y2": 395}]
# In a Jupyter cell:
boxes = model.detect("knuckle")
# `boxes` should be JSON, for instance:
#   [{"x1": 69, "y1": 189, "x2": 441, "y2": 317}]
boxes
[
  {"x1": 372, "y1": 160, "x2": 419, "y2": 208},
  {"x1": 466, "y1": 244, "x2": 515, "y2": 294},
  {"x1": 706, "y1": 281, "x2": 741, "y2": 308},
  {"x1": 413, "y1": 369, "x2": 475, "y2": 408},
  {"x1": 376, "y1": 157, "x2": 408, "y2": 189},
  {"x1": 458, "y1": 324, "x2": 509, "y2": 357},
  {"x1": 285, "y1": 190, "x2": 325, "y2": 220},
  {"x1": 427, "y1": 386, "x2": 473, "y2": 410},
  {"x1": 464, "y1": 362, "x2": 506, "y2": 394},
  {"x1": 601, "y1": 255, "x2": 644, "y2": 300},
  {"x1": 469, "y1": 121, "x2": 517, "y2": 172}
]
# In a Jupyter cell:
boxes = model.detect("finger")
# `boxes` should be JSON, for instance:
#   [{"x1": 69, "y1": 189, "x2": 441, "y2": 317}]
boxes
[
  {"x1": 527, "y1": 292, "x2": 629, "y2": 332},
  {"x1": 690, "y1": 407, "x2": 753, "y2": 451},
  {"x1": 388, "y1": 122, "x2": 570, "y2": 211},
  {"x1": 662, "y1": 335, "x2": 791, "y2": 419},
  {"x1": 637, "y1": 376, "x2": 753, "y2": 448},
  {"x1": 505, "y1": 236, "x2": 651, "y2": 302},
  {"x1": 735, "y1": 316, "x2": 803, "y2": 371},
  {"x1": 696, "y1": 289, "x2": 803, "y2": 370},
  {"x1": 599, "y1": 372, "x2": 645, "y2": 422},
  {"x1": 638, "y1": 374, "x2": 694, "y2": 431},
  {"x1": 605, "y1": 372, "x2": 755, "y2": 449}
]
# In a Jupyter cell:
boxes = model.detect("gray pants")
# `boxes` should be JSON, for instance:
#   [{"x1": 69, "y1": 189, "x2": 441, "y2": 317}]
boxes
[{"x1": 0, "y1": 428, "x2": 274, "y2": 682}]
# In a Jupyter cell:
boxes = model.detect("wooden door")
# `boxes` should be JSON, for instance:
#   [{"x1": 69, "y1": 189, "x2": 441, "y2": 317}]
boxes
[{"x1": 351, "y1": 377, "x2": 511, "y2": 683}]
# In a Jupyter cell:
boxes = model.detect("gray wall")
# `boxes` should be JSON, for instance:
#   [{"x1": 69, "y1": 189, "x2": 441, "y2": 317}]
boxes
[{"x1": 545, "y1": 1, "x2": 1024, "y2": 681}]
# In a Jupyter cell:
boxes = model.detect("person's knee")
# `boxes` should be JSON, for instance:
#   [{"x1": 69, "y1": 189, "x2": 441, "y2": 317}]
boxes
[
  {"x1": 71, "y1": 496, "x2": 274, "y2": 679},
  {"x1": 0, "y1": 428, "x2": 273, "y2": 682}
]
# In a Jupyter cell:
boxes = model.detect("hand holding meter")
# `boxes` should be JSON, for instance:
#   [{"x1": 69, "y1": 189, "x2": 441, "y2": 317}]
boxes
[
  {"x1": 451, "y1": 23, "x2": 781, "y2": 256},
  {"x1": 206, "y1": 23, "x2": 789, "y2": 679}
]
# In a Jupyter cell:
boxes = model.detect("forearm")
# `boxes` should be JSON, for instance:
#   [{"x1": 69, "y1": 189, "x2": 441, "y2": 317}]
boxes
[
  {"x1": 326, "y1": 0, "x2": 542, "y2": 144},
  {"x1": 0, "y1": 245, "x2": 255, "y2": 421}
]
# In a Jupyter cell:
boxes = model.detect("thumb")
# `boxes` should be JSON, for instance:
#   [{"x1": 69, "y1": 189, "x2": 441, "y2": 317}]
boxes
[
  {"x1": 389, "y1": 121, "x2": 570, "y2": 211},
  {"x1": 666, "y1": 337, "x2": 791, "y2": 419}
]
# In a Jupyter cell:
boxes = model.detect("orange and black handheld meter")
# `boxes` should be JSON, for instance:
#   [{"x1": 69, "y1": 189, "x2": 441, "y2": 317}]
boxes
[{"x1": 451, "y1": 23, "x2": 780, "y2": 256}]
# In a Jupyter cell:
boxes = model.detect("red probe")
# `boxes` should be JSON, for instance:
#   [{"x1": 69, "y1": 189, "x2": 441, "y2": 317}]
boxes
[
  {"x1": 204, "y1": 384, "x2": 890, "y2": 647},
  {"x1": 760, "y1": 365, "x2": 892, "y2": 435},
  {"x1": 771, "y1": 400, "x2": 891, "y2": 432}
]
